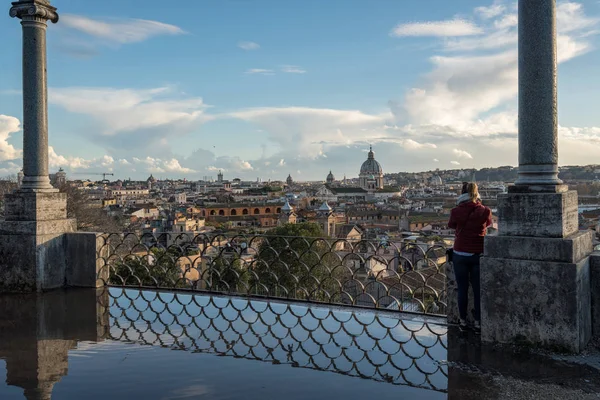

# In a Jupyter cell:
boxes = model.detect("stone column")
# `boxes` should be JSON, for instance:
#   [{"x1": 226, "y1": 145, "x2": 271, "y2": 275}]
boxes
[
  {"x1": 0, "y1": 0, "x2": 86, "y2": 293},
  {"x1": 516, "y1": 0, "x2": 561, "y2": 186},
  {"x1": 10, "y1": 0, "x2": 59, "y2": 192},
  {"x1": 479, "y1": 0, "x2": 593, "y2": 353}
]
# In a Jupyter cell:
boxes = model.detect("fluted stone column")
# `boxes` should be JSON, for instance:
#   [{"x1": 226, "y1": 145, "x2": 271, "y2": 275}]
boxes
[
  {"x1": 516, "y1": 0, "x2": 561, "y2": 186},
  {"x1": 10, "y1": 0, "x2": 58, "y2": 192},
  {"x1": 478, "y1": 0, "x2": 593, "y2": 353}
]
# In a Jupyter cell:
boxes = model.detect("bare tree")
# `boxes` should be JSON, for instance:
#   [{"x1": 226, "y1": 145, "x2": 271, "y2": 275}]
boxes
[
  {"x1": 58, "y1": 183, "x2": 124, "y2": 232},
  {"x1": 0, "y1": 175, "x2": 18, "y2": 218}
]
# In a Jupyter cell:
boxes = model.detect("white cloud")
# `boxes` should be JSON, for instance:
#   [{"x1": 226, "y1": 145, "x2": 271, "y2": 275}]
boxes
[
  {"x1": 49, "y1": 146, "x2": 92, "y2": 169},
  {"x1": 238, "y1": 41, "x2": 260, "y2": 50},
  {"x1": 0, "y1": 115, "x2": 22, "y2": 162},
  {"x1": 228, "y1": 107, "x2": 387, "y2": 157},
  {"x1": 433, "y1": 158, "x2": 439, "y2": 162},
  {"x1": 101, "y1": 155, "x2": 114, "y2": 167},
  {"x1": 61, "y1": 14, "x2": 185, "y2": 44},
  {"x1": 453, "y1": 149, "x2": 473, "y2": 159},
  {"x1": 278, "y1": 159, "x2": 285, "y2": 166},
  {"x1": 118, "y1": 159, "x2": 130, "y2": 165},
  {"x1": 245, "y1": 69, "x2": 275, "y2": 75},
  {"x1": 391, "y1": 0, "x2": 598, "y2": 150},
  {"x1": 49, "y1": 87, "x2": 211, "y2": 152},
  {"x1": 475, "y1": 3, "x2": 506, "y2": 19},
  {"x1": 131, "y1": 157, "x2": 194, "y2": 174},
  {"x1": 390, "y1": 19, "x2": 483, "y2": 37},
  {"x1": 281, "y1": 65, "x2": 307, "y2": 74},
  {"x1": 451, "y1": 161, "x2": 461, "y2": 166}
]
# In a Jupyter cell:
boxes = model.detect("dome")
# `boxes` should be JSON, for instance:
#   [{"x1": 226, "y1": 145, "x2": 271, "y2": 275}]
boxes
[
  {"x1": 318, "y1": 201, "x2": 332, "y2": 212},
  {"x1": 282, "y1": 199, "x2": 293, "y2": 213},
  {"x1": 360, "y1": 146, "x2": 383, "y2": 175},
  {"x1": 326, "y1": 170, "x2": 335, "y2": 182}
]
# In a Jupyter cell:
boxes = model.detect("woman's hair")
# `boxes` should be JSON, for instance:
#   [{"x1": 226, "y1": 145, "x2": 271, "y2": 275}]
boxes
[
  {"x1": 461, "y1": 182, "x2": 469, "y2": 194},
  {"x1": 466, "y1": 182, "x2": 479, "y2": 202}
]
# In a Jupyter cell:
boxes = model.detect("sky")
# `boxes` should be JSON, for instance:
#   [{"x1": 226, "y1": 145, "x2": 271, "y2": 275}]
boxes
[{"x1": 1, "y1": 0, "x2": 600, "y2": 181}]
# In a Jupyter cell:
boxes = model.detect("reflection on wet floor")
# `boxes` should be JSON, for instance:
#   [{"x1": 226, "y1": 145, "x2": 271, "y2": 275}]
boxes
[{"x1": 0, "y1": 288, "x2": 599, "y2": 399}]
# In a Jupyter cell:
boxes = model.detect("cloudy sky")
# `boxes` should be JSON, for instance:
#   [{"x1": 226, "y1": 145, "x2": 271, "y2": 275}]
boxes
[{"x1": 1, "y1": 0, "x2": 600, "y2": 181}]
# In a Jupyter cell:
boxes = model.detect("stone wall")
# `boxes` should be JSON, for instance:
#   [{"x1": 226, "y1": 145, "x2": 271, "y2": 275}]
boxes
[{"x1": 590, "y1": 252, "x2": 600, "y2": 337}]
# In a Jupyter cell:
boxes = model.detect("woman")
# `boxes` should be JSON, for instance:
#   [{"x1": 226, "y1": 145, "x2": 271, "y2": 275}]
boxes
[{"x1": 448, "y1": 182, "x2": 492, "y2": 333}]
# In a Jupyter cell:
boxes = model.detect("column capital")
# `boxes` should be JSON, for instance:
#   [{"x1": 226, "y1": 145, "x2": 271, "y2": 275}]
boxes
[{"x1": 9, "y1": 0, "x2": 58, "y2": 24}]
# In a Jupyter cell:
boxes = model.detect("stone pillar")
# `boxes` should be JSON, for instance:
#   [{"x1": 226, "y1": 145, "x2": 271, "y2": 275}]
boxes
[
  {"x1": 480, "y1": 0, "x2": 592, "y2": 352},
  {"x1": 10, "y1": 0, "x2": 58, "y2": 192},
  {"x1": 516, "y1": 0, "x2": 561, "y2": 185},
  {"x1": 0, "y1": 1, "x2": 83, "y2": 292}
]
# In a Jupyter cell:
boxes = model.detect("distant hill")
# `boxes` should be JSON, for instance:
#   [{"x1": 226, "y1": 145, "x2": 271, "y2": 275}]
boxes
[{"x1": 387, "y1": 165, "x2": 600, "y2": 184}]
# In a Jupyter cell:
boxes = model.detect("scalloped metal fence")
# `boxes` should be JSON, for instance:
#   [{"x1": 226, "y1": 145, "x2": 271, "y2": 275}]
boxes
[
  {"x1": 96, "y1": 232, "x2": 448, "y2": 316},
  {"x1": 100, "y1": 288, "x2": 449, "y2": 392}
]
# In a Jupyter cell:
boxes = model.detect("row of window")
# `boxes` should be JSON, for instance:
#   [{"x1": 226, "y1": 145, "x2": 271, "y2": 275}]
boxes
[{"x1": 205, "y1": 207, "x2": 282, "y2": 217}]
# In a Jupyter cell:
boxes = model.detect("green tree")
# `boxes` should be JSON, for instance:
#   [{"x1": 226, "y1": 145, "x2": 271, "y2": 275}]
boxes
[
  {"x1": 206, "y1": 252, "x2": 249, "y2": 293},
  {"x1": 251, "y1": 223, "x2": 345, "y2": 302},
  {"x1": 110, "y1": 247, "x2": 190, "y2": 287}
]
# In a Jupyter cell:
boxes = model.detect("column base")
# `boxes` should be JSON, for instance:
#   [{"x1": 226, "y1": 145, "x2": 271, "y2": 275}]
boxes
[
  {"x1": 481, "y1": 254, "x2": 592, "y2": 353},
  {"x1": 0, "y1": 191, "x2": 75, "y2": 292}
]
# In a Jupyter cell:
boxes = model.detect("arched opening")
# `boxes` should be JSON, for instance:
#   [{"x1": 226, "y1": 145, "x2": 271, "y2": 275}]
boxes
[
  {"x1": 243, "y1": 209, "x2": 249, "y2": 215},
  {"x1": 231, "y1": 209, "x2": 237, "y2": 216},
  {"x1": 210, "y1": 210, "x2": 216, "y2": 216},
  {"x1": 202, "y1": 210, "x2": 206, "y2": 217},
  {"x1": 276, "y1": 208, "x2": 281, "y2": 213},
  {"x1": 265, "y1": 208, "x2": 271, "y2": 214},
  {"x1": 254, "y1": 208, "x2": 260, "y2": 215},
  {"x1": 218, "y1": 210, "x2": 225, "y2": 216}
]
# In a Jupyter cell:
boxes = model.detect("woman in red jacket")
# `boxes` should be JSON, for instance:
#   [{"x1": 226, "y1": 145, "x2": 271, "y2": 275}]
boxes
[{"x1": 448, "y1": 182, "x2": 492, "y2": 333}]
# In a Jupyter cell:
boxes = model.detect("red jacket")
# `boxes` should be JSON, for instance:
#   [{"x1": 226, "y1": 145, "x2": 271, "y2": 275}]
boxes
[{"x1": 448, "y1": 201, "x2": 492, "y2": 254}]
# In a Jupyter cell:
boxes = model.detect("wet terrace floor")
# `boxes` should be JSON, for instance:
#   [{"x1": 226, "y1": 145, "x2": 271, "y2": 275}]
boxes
[{"x1": 0, "y1": 288, "x2": 599, "y2": 399}]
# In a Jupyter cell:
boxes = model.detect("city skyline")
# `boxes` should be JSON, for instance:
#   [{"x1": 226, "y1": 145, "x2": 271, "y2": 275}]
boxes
[{"x1": 1, "y1": 0, "x2": 600, "y2": 180}]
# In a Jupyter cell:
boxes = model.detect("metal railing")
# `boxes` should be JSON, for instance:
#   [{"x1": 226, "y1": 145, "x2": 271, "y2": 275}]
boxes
[
  {"x1": 101, "y1": 288, "x2": 448, "y2": 392},
  {"x1": 96, "y1": 232, "x2": 448, "y2": 316}
]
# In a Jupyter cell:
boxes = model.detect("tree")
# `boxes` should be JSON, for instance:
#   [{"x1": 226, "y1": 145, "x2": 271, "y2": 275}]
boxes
[
  {"x1": 58, "y1": 183, "x2": 124, "y2": 232},
  {"x1": 110, "y1": 247, "x2": 190, "y2": 287},
  {"x1": 0, "y1": 175, "x2": 17, "y2": 218},
  {"x1": 251, "y1": 223, "x2": 344, "y2": 302}
]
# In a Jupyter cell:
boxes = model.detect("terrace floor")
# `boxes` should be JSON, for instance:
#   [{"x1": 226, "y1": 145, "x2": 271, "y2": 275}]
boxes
[{"x1": 0, "y1": 288, "x2": 599, "y2": 399}]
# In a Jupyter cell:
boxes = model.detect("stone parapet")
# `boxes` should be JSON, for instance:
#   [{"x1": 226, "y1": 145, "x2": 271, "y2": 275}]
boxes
[
  {"x1": 481, "y1": 256, "x2": 591, "y2": 353},
  {"x1": 590, "y1": 252, "x2": 600, "y2": 338},
  {"x1": 484, "y1": 230, "x2": 593, "y2": 264},
  {"x1": 496, "y1": 190, "x2": 578, "y2": 238}
]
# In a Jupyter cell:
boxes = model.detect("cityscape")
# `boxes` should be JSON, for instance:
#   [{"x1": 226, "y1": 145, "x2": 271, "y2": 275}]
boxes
[{"x1": 3, "y1": 0, "x2": 600, "y2": 399}]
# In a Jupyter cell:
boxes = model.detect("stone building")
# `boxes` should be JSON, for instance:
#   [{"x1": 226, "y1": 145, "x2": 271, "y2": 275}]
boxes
[
  {"x1": 278, "y1": 199, "x2": 297, "y2": 225},
  {"x1": 317, "y1": 201, "x2": 336, "y2": 237},
  {"x1": 359, "y1": 146, "x2": 383, "y2": 191},
  {"x1": 326, "y1": 171, "x2": 335, "y2": 185}
]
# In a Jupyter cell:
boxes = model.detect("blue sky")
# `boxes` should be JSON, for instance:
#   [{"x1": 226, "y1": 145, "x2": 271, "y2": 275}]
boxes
[{"x1": 1, "y1": 0, "x2": 600, "y2": 181}]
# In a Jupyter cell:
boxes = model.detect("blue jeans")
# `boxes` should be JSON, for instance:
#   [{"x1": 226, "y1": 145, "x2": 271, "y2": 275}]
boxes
[{"x1": 453, "y1": 254, "x2": 481, "y2": 321}]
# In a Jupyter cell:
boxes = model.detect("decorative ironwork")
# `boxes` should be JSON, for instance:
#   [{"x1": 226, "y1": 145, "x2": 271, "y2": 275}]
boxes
[
  {"x1": 100, "y1": 288, "x2": 448, "y2": 392},
  {"x1": 97, "y1": 232, "x2": 448, "y2": 315}
]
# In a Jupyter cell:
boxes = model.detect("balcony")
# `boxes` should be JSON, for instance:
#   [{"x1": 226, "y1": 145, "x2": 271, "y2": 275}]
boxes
[{"x1": 2, "y1": 232, "x2": 598, "y2": 399}]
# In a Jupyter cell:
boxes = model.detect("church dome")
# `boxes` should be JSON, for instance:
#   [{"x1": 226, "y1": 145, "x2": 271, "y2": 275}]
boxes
[
  {"x1": 326, "y1": 170, "x2": 335, "y2": 182},
  {"x1": 360, "y1": 146, "x2": 383, "y2": 175}
]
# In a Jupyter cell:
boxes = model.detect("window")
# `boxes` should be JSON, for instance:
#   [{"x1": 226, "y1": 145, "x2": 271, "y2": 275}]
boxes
[
  {"x1": 265, "y1": 208, "x2": 271, "y2": 213},
  {"x1": 231, "y1": 209, "x2": 237, "y2": 216},
  {"x1": 219, "y1": 210, "x2": 225, "y2": 216},
  {"x1": 242, "y1": 209, "x2": 248, "y2": 215},
  {"x1": 254, "y1": 208, "x2": 260, "y2": 215},
  {"x1": 210, "y1": 210, "x2": 216, "y2": 216},
  {"x1": 276, "y1": 208, "x2": 281, "y2": 213}
]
